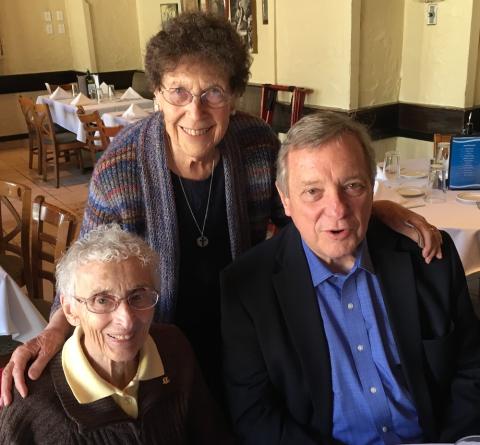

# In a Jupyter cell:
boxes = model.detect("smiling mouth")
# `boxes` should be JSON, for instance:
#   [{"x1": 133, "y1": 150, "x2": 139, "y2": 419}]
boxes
[
  {"x1": 107, "y1": 333, "x2": 134, "y2": 341},
  {"x1": 180, "y1": 126, "x2": 212, "y2": 136}
]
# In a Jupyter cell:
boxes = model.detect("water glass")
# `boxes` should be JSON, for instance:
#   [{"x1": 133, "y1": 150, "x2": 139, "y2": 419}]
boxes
[
  {"x1": 95, "y1": 87, "x2": 103, "y2": 103},
  {"x1": 108, "y1": 84, "x2": 115, "y2": 100},
  {"x1": 383, "y1": 151, "x2": 400, "y2": 182},
  {"x1": 435, "y1": 141, "x2": 450, "y2": 180},
  {"x1": 71, "y1": 83, "x2": 78, "y2": 97},
  {"x1": 424, "y1": 161, "x2": 447, "y2": 203}
]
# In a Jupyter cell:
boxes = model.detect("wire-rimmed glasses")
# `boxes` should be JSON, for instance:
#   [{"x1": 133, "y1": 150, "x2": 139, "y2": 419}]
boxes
[
  {"x1": 160, "y1": 86, "x2": 230, "y2": 108},
  {"x1": 74, "y1": 287, "x2": 159, "y2": 314}
]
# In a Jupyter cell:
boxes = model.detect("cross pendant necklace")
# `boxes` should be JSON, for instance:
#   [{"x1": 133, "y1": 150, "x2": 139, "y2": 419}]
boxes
[{"x1": 177, "y1": 159, "x2": 215, "y2": 248}]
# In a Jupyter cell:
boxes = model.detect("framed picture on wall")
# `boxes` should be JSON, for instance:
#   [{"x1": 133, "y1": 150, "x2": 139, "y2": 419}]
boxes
[
  {"x1": 229, "y1": 0, "x2": 257, "y2": 53},
  {"x1": 160, "y1": 3, "x2": 179, "y2": 24}
]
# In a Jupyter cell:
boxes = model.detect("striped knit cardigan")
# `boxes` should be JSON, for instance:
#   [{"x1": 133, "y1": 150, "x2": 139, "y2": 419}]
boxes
[{"x1": 52, "y1": 111, "x2": 286, "y2": 322}]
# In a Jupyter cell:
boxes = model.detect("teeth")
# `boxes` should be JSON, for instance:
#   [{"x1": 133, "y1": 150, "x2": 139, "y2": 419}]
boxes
[
  {"x1": 181, "y1": 126, "x2": 210, "y2": 136},
  {"x1": 108, "y1": 334, "x2": 133, "y2": 340}
]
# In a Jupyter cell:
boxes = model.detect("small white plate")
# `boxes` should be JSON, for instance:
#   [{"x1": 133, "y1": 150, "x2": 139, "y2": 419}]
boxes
[
  {"x1": 400, "y1": 170, "x2": 428, "y2": 179},
  {"x1": 456, "y1": 191, "x2": 480, "y2": 204},
  {"x1": 397, "y1": 186, "x2": 425, "y2": 198}
]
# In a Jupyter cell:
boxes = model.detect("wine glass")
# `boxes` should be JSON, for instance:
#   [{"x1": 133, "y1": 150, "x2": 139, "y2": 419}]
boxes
[{"x1": 383, "y1": 151, "x2": 400, "y2": 184}]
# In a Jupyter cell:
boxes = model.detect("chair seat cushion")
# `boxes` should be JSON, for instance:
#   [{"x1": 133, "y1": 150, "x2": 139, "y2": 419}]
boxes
[{"x1": 56, "y1": 131, "x2": 79, "y2": 144}]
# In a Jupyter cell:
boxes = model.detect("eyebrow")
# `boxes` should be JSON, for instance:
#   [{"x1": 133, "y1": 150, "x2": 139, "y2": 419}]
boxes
[{"x1": 87, "y1": 284, "x2": 153, "y2": 298}]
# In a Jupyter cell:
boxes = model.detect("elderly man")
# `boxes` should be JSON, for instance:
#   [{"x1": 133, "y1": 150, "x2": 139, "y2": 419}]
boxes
[
  {"x1": 0, "y1": 224, "x2": 232, "y2": 444},
  {"x1": 221, "y1": 112, "x2": 480, "y2": 445}
]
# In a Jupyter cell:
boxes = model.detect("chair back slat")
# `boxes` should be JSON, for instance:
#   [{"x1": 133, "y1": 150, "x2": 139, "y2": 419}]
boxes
[{"x1": 31, "y1": 195, "x2": 77, "y2": 303}]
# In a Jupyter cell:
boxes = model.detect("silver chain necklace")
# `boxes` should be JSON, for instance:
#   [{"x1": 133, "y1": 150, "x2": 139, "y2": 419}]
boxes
[{"x1": 177, "y1": 160, "x2": 215, "y2": 248}]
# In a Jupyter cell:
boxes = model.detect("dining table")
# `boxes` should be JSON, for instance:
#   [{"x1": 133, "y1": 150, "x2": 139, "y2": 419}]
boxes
[
  {"x1": 101, "y1": 109, "x2": 154, "y2": 128},
  {"x1": 0, "y1": 265, "x2": 47, "y2": 344},
  {"x1": 374, "y1": 158, "x2": 480, "y2": 277},
  {"x1": 36, "y1": 94, "x2": 154, "y2": 143}
]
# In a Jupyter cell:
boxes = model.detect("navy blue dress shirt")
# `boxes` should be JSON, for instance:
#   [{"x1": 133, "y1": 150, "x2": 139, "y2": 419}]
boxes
[{"x1": 302, "y1": 239, "x2": 423, "y2": 445}]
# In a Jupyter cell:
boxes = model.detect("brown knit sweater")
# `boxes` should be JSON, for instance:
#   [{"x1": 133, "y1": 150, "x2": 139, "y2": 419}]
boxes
[{"x1": 0, "y1": 324, "x2": 233, "y2": 444}]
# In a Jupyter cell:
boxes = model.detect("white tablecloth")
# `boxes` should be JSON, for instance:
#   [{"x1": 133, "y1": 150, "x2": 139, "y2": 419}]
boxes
[
  {"x1": 102, "y1": 109, "x2": 154, "y2": 128},
  {"x1": 375, "y1": 158, "x2": 480, "y2": 276},
  {"x1": 0, "y1": 266, "x2": 47, "y2": 343},
  {"x1": 36, "y1": 95, "x2": 153, "y2": 142}
]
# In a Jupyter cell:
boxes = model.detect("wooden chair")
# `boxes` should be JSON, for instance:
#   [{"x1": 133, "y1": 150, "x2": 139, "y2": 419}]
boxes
[
  {"x1": 30, "y1": 195, "x2": 77, "y2": 319},
  {"x1": 0, "y1": 180, "x2": 32, "y2": 296},
  {"x1": 18, "y1": 96, "x2": 42, "y2": 174},
  {"x1": 34, "y1": 104, "x2": 85, "y2": 188},
  {"x1": 260, "y1": 84, "x2": 313, "y2": 129},
  {"x1": 77, "y1": 106, "x2": 123, "y2": 168}
]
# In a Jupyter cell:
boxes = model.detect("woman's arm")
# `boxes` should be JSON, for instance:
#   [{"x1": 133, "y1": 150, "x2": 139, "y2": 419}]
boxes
[
  {"x1": 1, "y1": 308, "x2": 71, "y2": 407},
  {"x1": 372, "y1": 200, "x2": 443, "y2": 264}
]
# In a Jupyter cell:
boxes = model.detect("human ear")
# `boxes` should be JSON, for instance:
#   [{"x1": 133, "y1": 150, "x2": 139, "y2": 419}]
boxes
[
  {"x1": 276, "y1": 181, "x2": 292, "y2": 217},
  {"x1": 61, "y1": 294, "x2": 80, "y2": 327}
]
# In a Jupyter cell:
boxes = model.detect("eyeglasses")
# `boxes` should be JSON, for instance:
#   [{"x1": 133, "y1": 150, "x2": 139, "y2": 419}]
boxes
[
  {"x1": 74, "y1": 287, "x2": 159, "y2": 314},
  {"x1": 160, "y1": 86, "x2": 230, "y2": 108}
]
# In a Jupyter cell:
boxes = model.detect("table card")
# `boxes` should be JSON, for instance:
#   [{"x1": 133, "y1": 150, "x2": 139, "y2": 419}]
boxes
[{"x1": 449, "y1": 136, "x2": 480, "y2": 190}]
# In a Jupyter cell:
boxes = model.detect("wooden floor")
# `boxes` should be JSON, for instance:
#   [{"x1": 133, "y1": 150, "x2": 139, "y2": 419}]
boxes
[{"x1": 0, "y1": 138, "x2": 90, "y2": 223}]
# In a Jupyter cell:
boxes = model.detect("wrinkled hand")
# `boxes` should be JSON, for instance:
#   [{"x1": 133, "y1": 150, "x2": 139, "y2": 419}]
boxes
[
  {"x1": 373, "y1": 200, "x2": 443, "y2": 263},
  {"x1": 1, "y1": 328, "x2": 65, "y2": 407}
]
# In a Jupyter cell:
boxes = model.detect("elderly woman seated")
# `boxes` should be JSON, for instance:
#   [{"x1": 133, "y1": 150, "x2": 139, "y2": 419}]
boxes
[{"x1": 0, "y1": 224, "x2": 232, "y2": 444}]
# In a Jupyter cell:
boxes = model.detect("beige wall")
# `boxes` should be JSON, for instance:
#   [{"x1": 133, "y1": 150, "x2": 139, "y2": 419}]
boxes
[
  {"x1": 358, "y1": 0, "x2": 404, "y2": 107},
  {"x1": 273, "y1": 0, "x2": 355, "y2": 110},
  {"x1": 0, "y1": 0, "x2": 72, "y2": 75},
  {"x1": 64, "y1": 0, "x2": 97, "y2": 72},
  {"x1": 89, "y1": 0, "x2": 141, "y2": 72},
  {"x1": 400, "y1": 0, "x2": 475, "y2": 108}
]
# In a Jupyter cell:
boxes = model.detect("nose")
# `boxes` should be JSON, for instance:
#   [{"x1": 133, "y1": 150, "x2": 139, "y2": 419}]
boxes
[
  {"x1": 323, "y1": 187, "x2": 349, "y2": 218},
  {"x1": 112, "y1": 300, "x2": 135, "y2": 329},
  {"x1": 186, "y1": 95, "x2": 205, "y2": 119}
]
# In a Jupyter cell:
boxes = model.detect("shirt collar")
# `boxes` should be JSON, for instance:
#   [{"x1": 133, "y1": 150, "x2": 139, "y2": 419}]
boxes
[
  {"x1": 302, "y1": 238, "x2": 375, "y2": 287},
  {"x1": 62, "y1": 325, "x2": 165, "y2": 404}
]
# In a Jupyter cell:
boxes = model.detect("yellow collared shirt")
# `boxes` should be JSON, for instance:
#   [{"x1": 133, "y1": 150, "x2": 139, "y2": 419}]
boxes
[{"x1": 62, "y1": 326, "x2": 164, "y2": 418}]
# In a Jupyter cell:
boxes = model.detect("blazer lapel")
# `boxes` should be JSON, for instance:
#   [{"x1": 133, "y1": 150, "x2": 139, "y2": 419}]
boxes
[
  {"x1": 272, "y1": 225, "x2": 333, "y2": 434},
  {"x1": 369, "y1": 228, "x2": 437, "y2": 438}
]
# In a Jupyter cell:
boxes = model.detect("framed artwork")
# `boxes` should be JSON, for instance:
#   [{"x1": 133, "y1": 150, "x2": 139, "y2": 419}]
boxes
[
  {"x1": 160, "y1": 3, "x2": 179, "y2": 24},
  {"x1": 229, "y1": 0, "x2": 257, "y2": 53}
]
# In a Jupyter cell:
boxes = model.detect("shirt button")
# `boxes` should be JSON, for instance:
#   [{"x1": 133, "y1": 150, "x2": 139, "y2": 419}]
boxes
[
  {"x1": 356, "y1": 344, "x2": 364, "y2": 352},
  {"x1": 370, "y1": 386, "x2": 377, "y2": 394},
  {"x1": 382, "y1": 426, "x2": 388, "y2": 433},
  {"x1": 347, "y1": 303, "x2": 354, "y2": 310}
]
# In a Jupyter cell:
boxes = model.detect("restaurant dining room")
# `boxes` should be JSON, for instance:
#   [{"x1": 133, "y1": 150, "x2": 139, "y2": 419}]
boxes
[{"x1": 1, "y1": 0, "x2": 480, "y2": 443}]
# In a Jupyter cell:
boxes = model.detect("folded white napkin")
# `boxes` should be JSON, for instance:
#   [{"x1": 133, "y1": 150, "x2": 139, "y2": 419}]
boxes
[
  {"x1": 100, "y1": 82, "x2": 109, "y2": 94},
  {"x1": 70, "y1": 93, "x2": 96, "y2": 106},
  {"x1": 120, "y1": 87, "x2": 143, "y2": 100},
  {"x1": 122, "y1": 104, "x2": 150, "y2": 120},
  {"x1": 50, "y1": 87, "x2": 71, "y2": 100}
]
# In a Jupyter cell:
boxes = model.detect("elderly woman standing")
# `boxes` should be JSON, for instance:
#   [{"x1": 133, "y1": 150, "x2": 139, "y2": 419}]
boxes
[
  {"x1": 0, "y1": 225, "x2": 231, "y2": 444},
  {"x1": 1, "y1": 12, "x2": 442, "y2": 406}
]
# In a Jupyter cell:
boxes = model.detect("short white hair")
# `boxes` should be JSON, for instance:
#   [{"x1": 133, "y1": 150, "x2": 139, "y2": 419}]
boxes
[{"x1": 56, "y1": 224, "x2": 158, "y2": 300}]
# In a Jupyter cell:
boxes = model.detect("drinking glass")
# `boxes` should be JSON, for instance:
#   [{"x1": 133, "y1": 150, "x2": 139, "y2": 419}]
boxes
[
  {"x1": 455, "y1": 436, "x2": 480, "y2": 444},
  {"x1": 95, "y1": 87, "x2": 103, "y2": 103},
  {"x1": 424, "y1": 161, "x2": 447, "y2": 203},
  {"x1": 71, "y1": 83, "x2": 78, "y2": 97},
  {"x1": 108, "y1": 84, "x2": 115, "y2": 100},
  {"x1": 435, "y1": 141, "x2": 450, "y2": 180},
  {"x1": 383, "y1": 151, "x2": 400, "y2": 182}
]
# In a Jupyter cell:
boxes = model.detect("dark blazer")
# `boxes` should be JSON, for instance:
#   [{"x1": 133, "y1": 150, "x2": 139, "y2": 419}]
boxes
[{"x1": 221, "y1": 219, "x2": 480, "y2": 444}]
